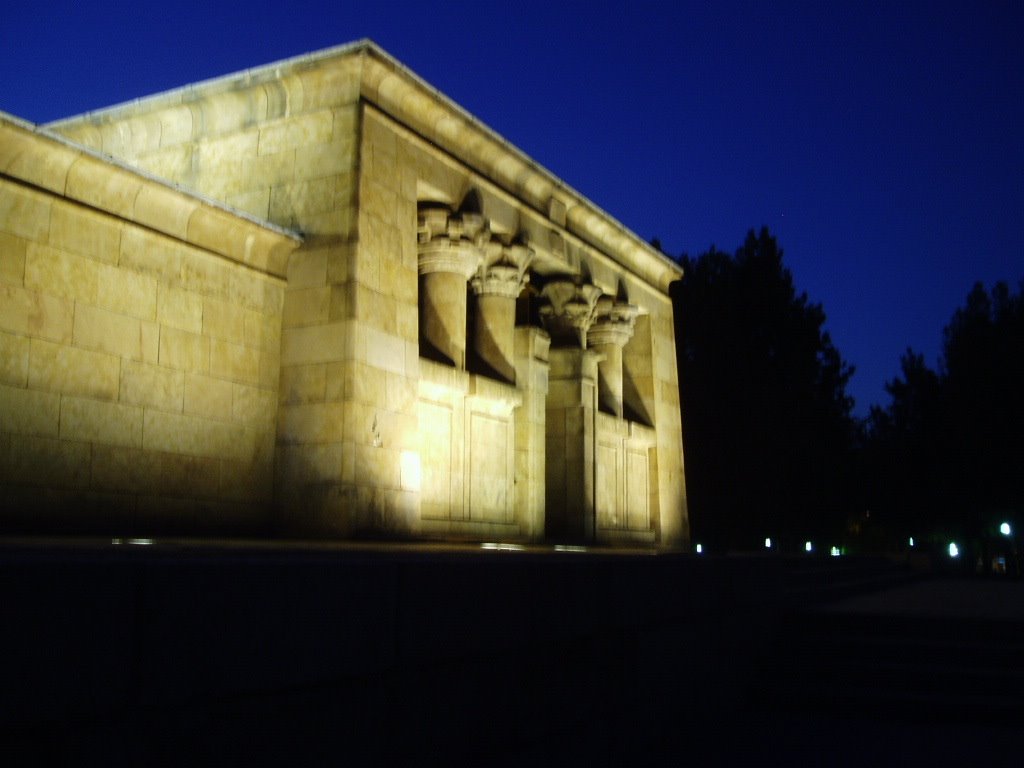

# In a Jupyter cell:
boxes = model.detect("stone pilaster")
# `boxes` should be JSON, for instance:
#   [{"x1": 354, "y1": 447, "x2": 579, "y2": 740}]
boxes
[
  {"x1": 417, "y1": 205, "x2": 486, "y2": 369},
  {"x1": 545, "y1": 346, "x2": 601, "y2": 542},
  {"x1": 513, "y1": 326, "x2": 550, "y2": 540},
  {"x1": 471, "y1": 242, "x2": 532, "y2": 383},
  {"x1": 587, "y1": 297, "x2": 638, "y2": 418}
]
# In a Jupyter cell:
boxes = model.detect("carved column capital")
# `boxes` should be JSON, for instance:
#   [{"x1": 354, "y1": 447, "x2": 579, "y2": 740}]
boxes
[
  {"x1": 471, "y1": 242, "x2": 533, "y2": 298},
  {"x1": 587, "y1": 297, "x2": 638, "y2": 349},
  {"x1": 539, "y1": 279, "x2": 603, "y2": 348},
  {"x1": 417, "y1": 207, "x2": 487, "y2": 278}
]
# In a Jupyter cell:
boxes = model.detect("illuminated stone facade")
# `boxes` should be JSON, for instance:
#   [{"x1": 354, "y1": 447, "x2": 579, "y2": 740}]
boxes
[{"x1": 0, "y1": 41, "x2": 688, "y2": 545}]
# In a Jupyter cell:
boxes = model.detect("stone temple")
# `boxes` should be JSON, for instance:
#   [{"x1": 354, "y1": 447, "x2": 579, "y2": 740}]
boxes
[{"x1": 0, "y1": 40, "x2": 688, "y2": 546}]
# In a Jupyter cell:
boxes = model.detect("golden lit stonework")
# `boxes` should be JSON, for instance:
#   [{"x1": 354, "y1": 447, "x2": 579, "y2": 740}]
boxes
[{"x1": 0, "y1": 40, "x2": 688, "y2": 547}]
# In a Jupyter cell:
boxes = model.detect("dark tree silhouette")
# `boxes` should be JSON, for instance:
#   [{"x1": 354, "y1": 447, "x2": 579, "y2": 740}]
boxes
[
  {"x1": 868, "y1": 280, "x2": 1024, "y2": 550},
  {"x1": 672, "y1": 228, "x2": 857, "y2": 552}
]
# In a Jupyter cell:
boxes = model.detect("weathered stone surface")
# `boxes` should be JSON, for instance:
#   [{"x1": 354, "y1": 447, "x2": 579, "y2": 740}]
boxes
[{"x1": 0, "y1": 41, "x2": 687, "y2": 545}]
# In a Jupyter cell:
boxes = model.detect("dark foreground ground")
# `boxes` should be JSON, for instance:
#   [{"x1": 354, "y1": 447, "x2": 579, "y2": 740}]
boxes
[{"x1": 1, "y1": 538, "x2": 1021, "y2": 766}]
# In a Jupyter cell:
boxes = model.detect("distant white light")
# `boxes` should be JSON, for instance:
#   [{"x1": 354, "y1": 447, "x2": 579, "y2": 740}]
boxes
[
  {"x1": 764, "y1": 538, "x2": 772, "y2": 549},
  {"x1": 908, "y1": 537, "x2": 914, "y2": 548},
  {"x1": 1000, "y1": 522, "x2": 1011, "y2": 536},
  {"x1": 695, "y1": 543, "x2": 703, "y2": 554},
  {"x1": 804, "y1": 541, "x2": 813, "y2": 553},
  {"x1": 948, "y1": 542, "x2": 959, "y2": 558},
  {"x1": 830, "y1": 546, "x2": 841, "y2": 557},
  {"x1": 553, "y1": 545, "x2": 587, "y2": 553},
  {"x1": 127, "y1": 538, "x2": 153, "y2": 546},
  {"x1": 481, "y1": 542, "x2": 523, "y2": 552}
]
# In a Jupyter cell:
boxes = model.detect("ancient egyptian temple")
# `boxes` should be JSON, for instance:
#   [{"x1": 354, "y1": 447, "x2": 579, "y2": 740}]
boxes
[{"x1": 0, "y1": 41, "x2": 688, "y2": 546}]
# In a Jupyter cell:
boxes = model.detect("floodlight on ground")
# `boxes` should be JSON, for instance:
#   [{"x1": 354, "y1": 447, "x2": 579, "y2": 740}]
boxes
[
  {"x1": 1000, "y1": 522, "x2": 1011, "y2": 536},
  {"x1": 948, "y1": 542, "x2": 959, "y2": 558},
  {"x1": 764, "y1": 537, "x2": 772, "y2": 549},
  {"x1": 804, "y1": 541, "x2": 813, "y2": 553},
  {"x1": 695, "y1": 544, "x2": 703, "y2": 554},
  {"x1": 908, "y1": 536, "x2": 914, "y2": 547}
]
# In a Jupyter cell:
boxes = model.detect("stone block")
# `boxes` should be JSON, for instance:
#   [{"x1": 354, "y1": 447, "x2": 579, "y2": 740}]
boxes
[
  {"x1": 160, "y1": 451, "x2": 221, "y2": 498},
  {"x1": 159, "y1": 105, "x2": 194, "y2": 147},
  {"x1": 0, "y1": 330, "x2": 29, "y2": 386},
  {"x1": 241, "y1": 150, "x2": 296, "y2": 191},
  {"x1": 279, "y1": 364, "x2": 326, "y2": 405},
  {"x1": 24, "y1": 243, "x2": 99, "y2": 304},
  {"x1": 0, "y1": 231, "x2": 26, "y2": 285},
  {"x1": 142, "y1": 409, "x2": 252, "y2": 460},
  {"x1": 183, "y1": 372, "x2": 233, "y2": 420},
  {"x1": 120, "y1": 359, "x2": 185, "y2": 412},
  {"x1": 286, "y1": 248, "x2": 327, "y2": 288},
  {"x1": 47, "y1": 203, "x2": 121, "y2": 264},
  {"x1": 119, "y1": 227, "x2": 182, "y2": 285},
  {"x1": 158, "y1": 325, "x2": 210, "y2": 373},
  {"x1": 90, "y1": 444, "x2": 155, "y2": 493},
  {"x1": 347, "y1": 361, "x2": 386, "y2": 405},
  {"x1": 0, "y1": 283, "x2": 73, "y2": 342},
  {"x1": 277, "y1": 401, "x2": 346, "y2": 444},
  {"x1": 361, "y1": 327, "x2": 406, "y2": 375},
  {"x1": 276, "y1": 443, "x2": 343, "y2": 486},
  {"x1": 132, "y1": 184, "x2": 195, "y2": 241},
  {"x1": 244, "y1": 308, "x2": 280, "y2": 351},
  {"x1": 219, "y1": 456, "x2": 274, "y2": 502},
  {"x1": 282, "y1": 286, "x2": 330, "y2": 328},
  {"x1": 157, "y1": 286, "x2": 203, "y2": 334},
  {"x1": 258, "y1": 347, "x2": 280, "y2": 389},
  {"x1": 203, "y1": 296, "x2": 246, "y2": 343},
  {"x1": 280, "y1": 321, "x2": 349, "y2": 366},
  {"x1": 137, "y1": 145, "x2": 193, "y2": 182},
  {"x1": 65, "y1": 155, "x2": 140, "y2": 218},
  {"x1": 258, "y1": 110, "x2": 334, "y2": 155},
  {"x1": 209, "y1": 339, "x2": 260, "y2": 384},
  {"x1": 0, "y1": 180, "x2": 51, "y2": 241},
  {"x1": 60, "y1": 395, "x2": 143, "y2": 447},
  {"x1": 6, "y1": 435, "x2": 90, "y2": 490},
  {"x1": 97, "y1": 264, "x2": 158, "y2": 320},
  {"x1": 294, "y1": 138, "x2": 356, "y2": 180},
  {"x1": 354, "y1": 444, "x2": 401, "y2": 490},
  {"x1": 232, "y1": 383, "x2": 276, "y2": 427},
  {"x1": 28, "y1": 338, "x2": 120, "y2": 401},
  {"x1": 269, "y1": 176, "x2": 337, "y2": 223},
  {"x1": 225, "y1": 188, "x2": 270, "y2": 220},
  {"x1": 0, "y1": 384, "x2": 60, "y2": 437},
  {"x1": 323, "y1": 361, "x2": 346, "y2": 402}
]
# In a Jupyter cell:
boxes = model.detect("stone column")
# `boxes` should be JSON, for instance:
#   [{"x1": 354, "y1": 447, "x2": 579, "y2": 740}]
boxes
[
  {"x1": 417, "y1": 206, "x2": 486, "y2": 369},
  {"x1": 587, "y1": 297, "x2": 638, "y2": 418},
  {"x1": 470, "y1": 242, "x2": 532, "y2": 383},
  {"x1": 539, "y1": 279, "x2": 603, "y2": 542}
]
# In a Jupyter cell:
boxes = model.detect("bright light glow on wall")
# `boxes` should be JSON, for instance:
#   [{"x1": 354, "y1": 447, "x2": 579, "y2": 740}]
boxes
[
  {"x1": 1000, "y1": 522, "x2": 1012, "y2": 536},
  {"x1": 948, "y1": 542, "x2": 959, "y2": 558},
  {"x1": 481, "y1": 542, "x2": 524, "y2": 552},
  {"x1": 695, "y1": 544, "x2": 703, "y2": 554},
  {"x1": 804, "y1": 541, "x2": 813, "y2": 553},
  {"x1": 553, "y1": 545, "x2": 588, "y2": 553},
  {"x1": 400, "y1": 450, "x2": 421, "y2": 492},
  {"x1": 764, "y1": 538, "x2": 772, "y2": 549}
]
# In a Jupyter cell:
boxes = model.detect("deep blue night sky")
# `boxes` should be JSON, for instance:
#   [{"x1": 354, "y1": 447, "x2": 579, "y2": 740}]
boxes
[{"x1": 3, "y1": 1, "x2": 1021, "y2": 414}]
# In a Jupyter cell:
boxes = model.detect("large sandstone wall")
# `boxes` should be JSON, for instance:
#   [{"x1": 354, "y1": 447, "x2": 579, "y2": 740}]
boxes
[{"x1": 0, "y1": 122, "x2": 292, "y2": 534}]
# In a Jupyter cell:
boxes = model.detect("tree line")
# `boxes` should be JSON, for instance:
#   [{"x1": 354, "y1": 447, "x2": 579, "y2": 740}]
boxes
[{"x1": 667, "y1": 227, "x2": 1023, "y2": 564}]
